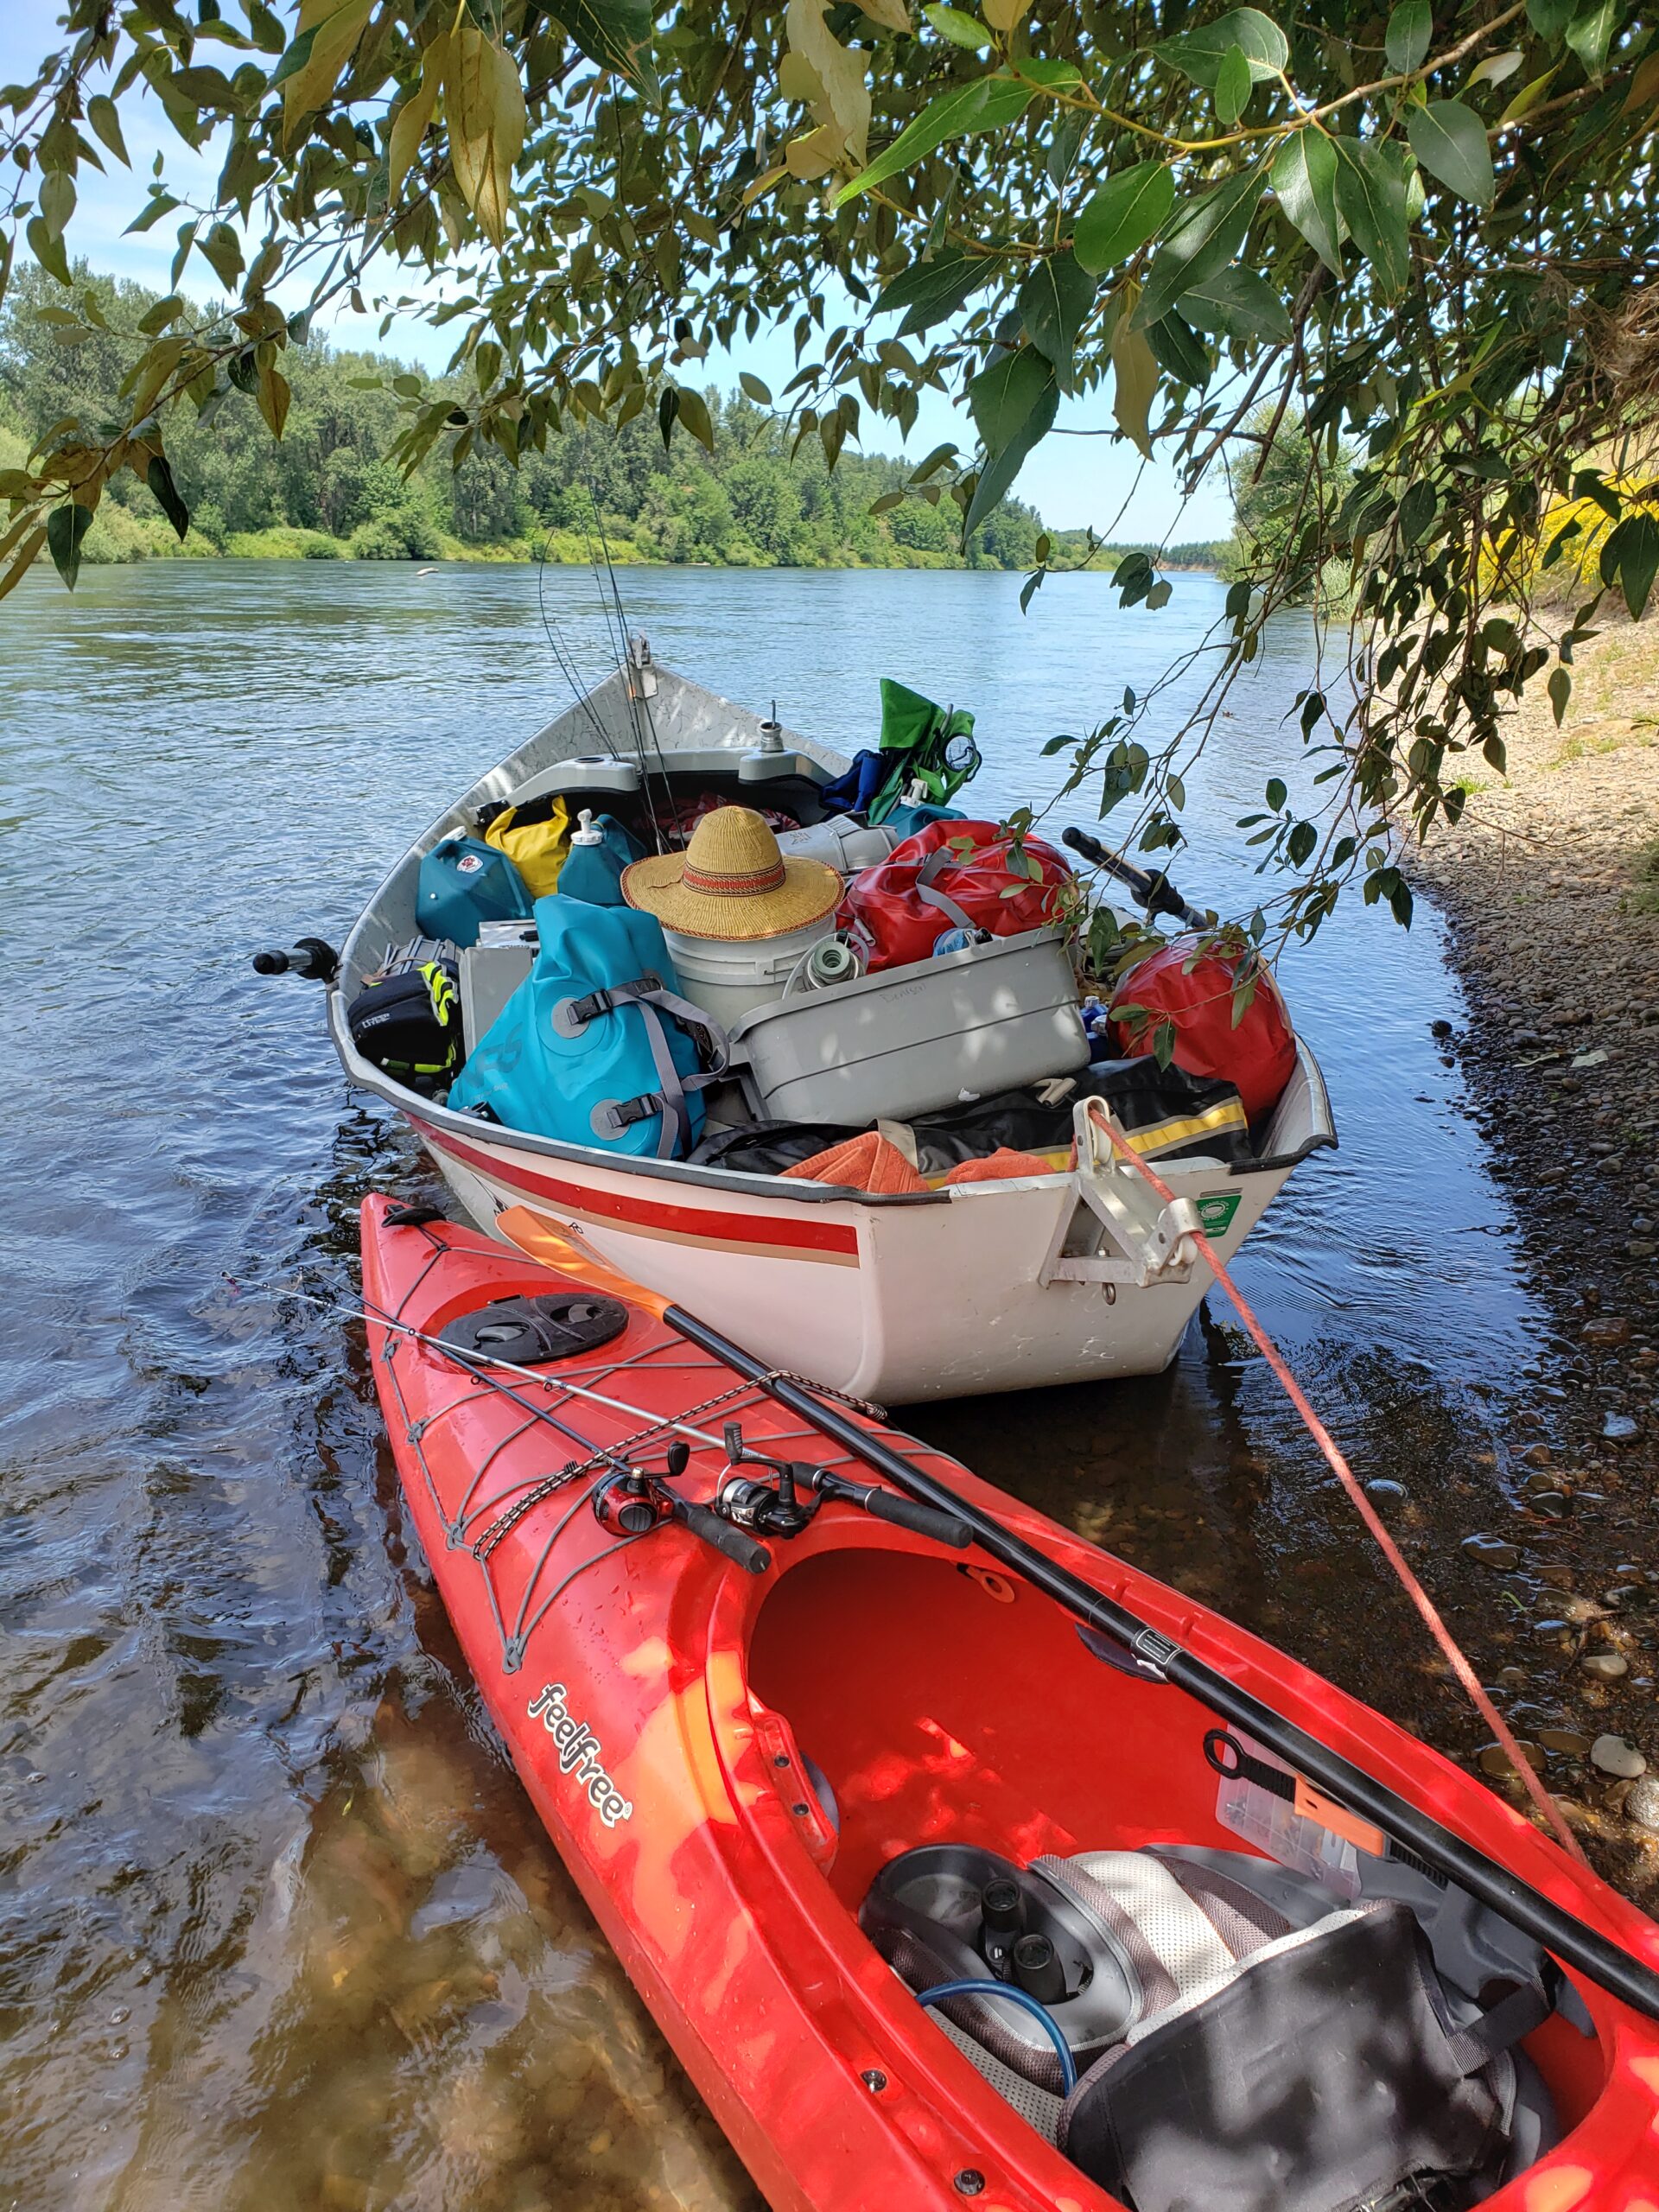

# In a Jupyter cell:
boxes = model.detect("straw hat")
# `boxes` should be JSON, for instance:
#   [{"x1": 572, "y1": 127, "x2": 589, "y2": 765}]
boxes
[{"x1": 621, "y1": 805, "x2": 841, "y2": 941}]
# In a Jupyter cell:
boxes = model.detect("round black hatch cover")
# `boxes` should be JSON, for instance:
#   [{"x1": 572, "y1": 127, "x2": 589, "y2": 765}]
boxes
[{"x1": 439, "y1": 1293, "x2": 629, "y2": 1366}]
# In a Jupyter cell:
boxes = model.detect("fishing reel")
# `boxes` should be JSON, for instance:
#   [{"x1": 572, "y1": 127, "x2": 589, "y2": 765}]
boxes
[
  {"x1": 718, "y1": 1427, "x2": 822, "y2": 1539},
  {"x1": 593, "y1": 1440, "x2": 773, "y2": 1575},
  {"x1": 593, "y1": 1440, "x2": 690, "y2": 1536},
  {"x1": 719, "y1": 1425, "x2": 975, "y2": 1551}
]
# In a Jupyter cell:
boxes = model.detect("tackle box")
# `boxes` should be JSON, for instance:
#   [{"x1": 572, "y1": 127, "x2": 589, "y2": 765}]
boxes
[{"x1": 730, "y1": 926, "x2": 1089, "y2": 1127}]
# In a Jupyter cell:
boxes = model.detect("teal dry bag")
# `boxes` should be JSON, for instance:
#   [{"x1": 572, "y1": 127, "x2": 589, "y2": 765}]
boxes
[
  {"x1": 418, "y1": 835, "x2": 532, "y2": 947},
  {"x1": 448, "y1": 898, "x2": 728, "y2": 1159},
  {"x1": 557, "y1": 810, "x2": 645, "y2": 908}
]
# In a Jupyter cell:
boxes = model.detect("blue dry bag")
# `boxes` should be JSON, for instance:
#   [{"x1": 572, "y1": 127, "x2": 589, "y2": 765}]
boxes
[
  {"x1": 557, "y1": 810, "x2": 646, "y2": 908},
  {"x1": 448, "y1": 899, "x2": 728, "y2": 1159}
]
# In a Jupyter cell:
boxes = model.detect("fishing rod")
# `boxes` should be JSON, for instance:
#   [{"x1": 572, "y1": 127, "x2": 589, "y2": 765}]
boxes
[
  {"x1": 584, "y1": 485, "x2": 679, "y2": 849},
  {"x1": 663, "y1": 1300, "x2": 1659, "y2": 2028},
  {"x1": 279, "y1": 1265, "x2": 963, "y2": 1567}
]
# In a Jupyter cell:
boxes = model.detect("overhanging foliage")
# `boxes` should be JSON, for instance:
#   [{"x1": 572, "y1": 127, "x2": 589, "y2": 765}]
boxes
[{"x1": 5, "y1": 0, "x2": 1659, "y2": 937}]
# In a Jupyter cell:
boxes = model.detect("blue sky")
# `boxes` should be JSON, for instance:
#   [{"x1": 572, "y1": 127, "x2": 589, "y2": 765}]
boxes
[{"x1": 2, "y1": 1, "x2": 1236, "y2": 539}]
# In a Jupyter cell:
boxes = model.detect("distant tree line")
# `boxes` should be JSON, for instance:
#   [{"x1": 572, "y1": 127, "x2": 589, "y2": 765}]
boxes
[{"x1": 0, "y1": 261, "x2": 1225, "y2": 575}]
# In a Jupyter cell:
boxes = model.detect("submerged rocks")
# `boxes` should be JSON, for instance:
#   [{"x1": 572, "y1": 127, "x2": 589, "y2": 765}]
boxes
[
  {"x1": 1537, "y1": 1729, "x2": 1592, "y2": 1758},
  {"x1": 1624, "y1": 1776, "x2": 1659, "y2": 1833},
  {"x1": 1581, "y1": 1651, "x2": 1630, "y2": 1681},
  {"x1": 1462, "y1": 1533, "x2": 1521, "y2": 1571},
  {"x1": 1478, "y1": 1742, "x2": 1545, "y2": 1780}
]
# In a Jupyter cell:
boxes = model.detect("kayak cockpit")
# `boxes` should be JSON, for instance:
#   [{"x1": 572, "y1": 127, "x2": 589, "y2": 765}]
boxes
[{"x1": 748, "y1": 1543, "x2": 1611, "y2": 2208}]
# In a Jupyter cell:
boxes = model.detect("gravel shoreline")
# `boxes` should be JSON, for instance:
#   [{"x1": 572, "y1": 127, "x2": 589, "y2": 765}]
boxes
[{"x1": 1408, "y1": 616, "x2": 1659, "y2": 1888}]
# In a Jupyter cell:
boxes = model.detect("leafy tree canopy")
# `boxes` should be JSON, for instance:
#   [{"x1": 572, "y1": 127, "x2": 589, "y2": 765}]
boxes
[
  {"x1": 0, "y1": 255, "x2": 1084, "y2": 565},
  {"x1": 5, "y1": 0, "x2": 1659, "y2": 935}
]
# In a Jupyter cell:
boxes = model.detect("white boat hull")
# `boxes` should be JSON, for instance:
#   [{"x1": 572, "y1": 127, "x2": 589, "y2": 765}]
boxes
[
  {"x1": 407, "y1": 1106, "x2": 1300, "y2": 1402},
  {"x1": 327, "y1": 658, "x2": 1335, "y2": 1403}
]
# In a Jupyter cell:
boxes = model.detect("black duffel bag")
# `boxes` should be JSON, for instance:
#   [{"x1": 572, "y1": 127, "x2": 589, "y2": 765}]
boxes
[
  {"x1": 689, "y1": 1061, "x2": 1253, "y2": 1180},
  {"x1": 1058, "y1": 1899, "x2": 1551, "y2": 2212}
]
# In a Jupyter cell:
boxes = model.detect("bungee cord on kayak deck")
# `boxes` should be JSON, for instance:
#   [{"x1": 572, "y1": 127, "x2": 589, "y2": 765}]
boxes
[{"x1": 1085, "y1": 1101, "x2": 1590, "y2": 1870}]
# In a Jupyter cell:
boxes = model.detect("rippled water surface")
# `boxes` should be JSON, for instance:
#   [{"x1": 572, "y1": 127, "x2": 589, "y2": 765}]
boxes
[{"x1": 3, "y1": 561, "x2": 1554, "y2": 2210}]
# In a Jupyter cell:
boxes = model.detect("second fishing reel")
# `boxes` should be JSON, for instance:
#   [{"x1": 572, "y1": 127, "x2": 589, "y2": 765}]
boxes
[
  {"x1": 718, "y1": 1425, "x2": 822, "y2": 1538},
  {"x1": 718, "y1": 1425, "x2": 975, "y2": 1549}
]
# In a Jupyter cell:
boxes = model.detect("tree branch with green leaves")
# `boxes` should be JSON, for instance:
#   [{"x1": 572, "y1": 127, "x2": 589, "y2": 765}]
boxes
[{"x1": 4, "y1": 0, "x2": 1659, "y2": 936}]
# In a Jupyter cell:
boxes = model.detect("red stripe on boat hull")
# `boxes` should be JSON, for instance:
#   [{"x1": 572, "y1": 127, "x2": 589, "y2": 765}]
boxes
[{"x1": 414, "y1": 1121, "x2": 863, "y2": 1262}]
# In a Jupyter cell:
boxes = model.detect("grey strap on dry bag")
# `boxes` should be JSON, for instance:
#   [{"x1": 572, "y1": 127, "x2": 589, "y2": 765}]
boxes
[
  {"x1": 912, "y1": 846, "x2": 985, "y2": 941},
  {"x1": 556, "y1": 972, "x2": 732, "y2": 1160}
]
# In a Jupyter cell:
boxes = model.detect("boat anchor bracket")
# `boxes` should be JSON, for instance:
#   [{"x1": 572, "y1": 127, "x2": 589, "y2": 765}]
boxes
[{"x1": 1039, "y1": 1108, "x2": 1203, "y2": 1289}]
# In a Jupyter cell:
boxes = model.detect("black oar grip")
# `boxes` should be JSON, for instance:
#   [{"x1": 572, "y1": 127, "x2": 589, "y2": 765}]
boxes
[{"x1": 1062, "y1": 826, "x2": 1205, "y2": 930}]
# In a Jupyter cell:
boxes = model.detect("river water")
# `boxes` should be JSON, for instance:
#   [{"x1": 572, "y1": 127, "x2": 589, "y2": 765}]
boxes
[{"x1": 2, "y1": 561, "x2": 1556, "y2": 2210}]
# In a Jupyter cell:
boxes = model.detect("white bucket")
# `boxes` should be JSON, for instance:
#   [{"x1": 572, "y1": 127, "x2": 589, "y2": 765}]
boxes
[
  {"x1": 665, "y1": 919, "x2": 842, "y2": 1031},
  {"x1": 774, "y1": 816, "x2": 899, "y2": 874}
]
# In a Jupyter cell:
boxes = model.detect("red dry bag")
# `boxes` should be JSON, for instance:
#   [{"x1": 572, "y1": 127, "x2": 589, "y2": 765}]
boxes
[
  {"x1": 1109, "y1": 939, "x2": 1297, "y2": 1122},
  {"x1": 838, "y1": 820, "x2": 1072, "y2": 974}
]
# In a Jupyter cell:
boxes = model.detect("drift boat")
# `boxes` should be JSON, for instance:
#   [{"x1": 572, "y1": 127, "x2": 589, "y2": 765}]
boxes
[
  {"x1": 360, "y1": 1193, "x2": 1659, "y2": 2212},
  {"x1": 313, "y1": 649, "x2": 1335, "y2": 1403}
]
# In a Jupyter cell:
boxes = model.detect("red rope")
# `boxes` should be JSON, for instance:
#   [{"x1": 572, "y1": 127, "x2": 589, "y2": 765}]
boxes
[{"x1": 1088, "y1": 1103, "x2": 1588, "y2": 1866}]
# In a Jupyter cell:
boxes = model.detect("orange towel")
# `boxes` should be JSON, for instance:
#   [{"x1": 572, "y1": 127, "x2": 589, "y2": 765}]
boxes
[
  {"x1": 780, "y1": 1132, "x2": 928, "y2": 1194},
  {"x1": 940, "y1": 1146, "x2": 1058, "y2": 1185}
]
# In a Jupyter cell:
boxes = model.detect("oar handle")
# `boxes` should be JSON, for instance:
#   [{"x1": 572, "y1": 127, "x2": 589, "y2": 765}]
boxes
[
  {"x1": 1062, "y1": 826, "x2": 1208, "y2": 931},
  {"x1": 664, "y1": 1304, "x2": 1659, "y2": 2030}
]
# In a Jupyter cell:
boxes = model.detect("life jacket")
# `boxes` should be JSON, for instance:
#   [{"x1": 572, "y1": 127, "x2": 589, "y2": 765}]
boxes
[
  {"x1": 447, "y1": 898, "x2": 728, "y2": 1159},
  {"x1": 837, "y1": 820, "x2": 1072, "y2": 975},
  {"x1": 347, "y1": 949, "x2": 462, "y2": 1095}
]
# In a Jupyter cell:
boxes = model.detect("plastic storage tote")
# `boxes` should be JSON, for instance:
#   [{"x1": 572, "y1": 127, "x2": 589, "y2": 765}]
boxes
[
  {"x1": 730, "y1": 926, "x2": 1089, "y2": 1126},
  {"x1": 459, "y1": 920, "x2": 538, "y2": 1050}
]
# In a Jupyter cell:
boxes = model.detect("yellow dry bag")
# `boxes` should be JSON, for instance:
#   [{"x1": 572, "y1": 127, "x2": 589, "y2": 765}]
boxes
[{"x1": 482, "y1": 796, "x2": 571, "y2": 899}]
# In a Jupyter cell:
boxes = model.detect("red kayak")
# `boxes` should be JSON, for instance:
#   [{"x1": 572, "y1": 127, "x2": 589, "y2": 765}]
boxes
[{"x1": 360, "y1": 1193, "x2": 1659, "y2": 2212}]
